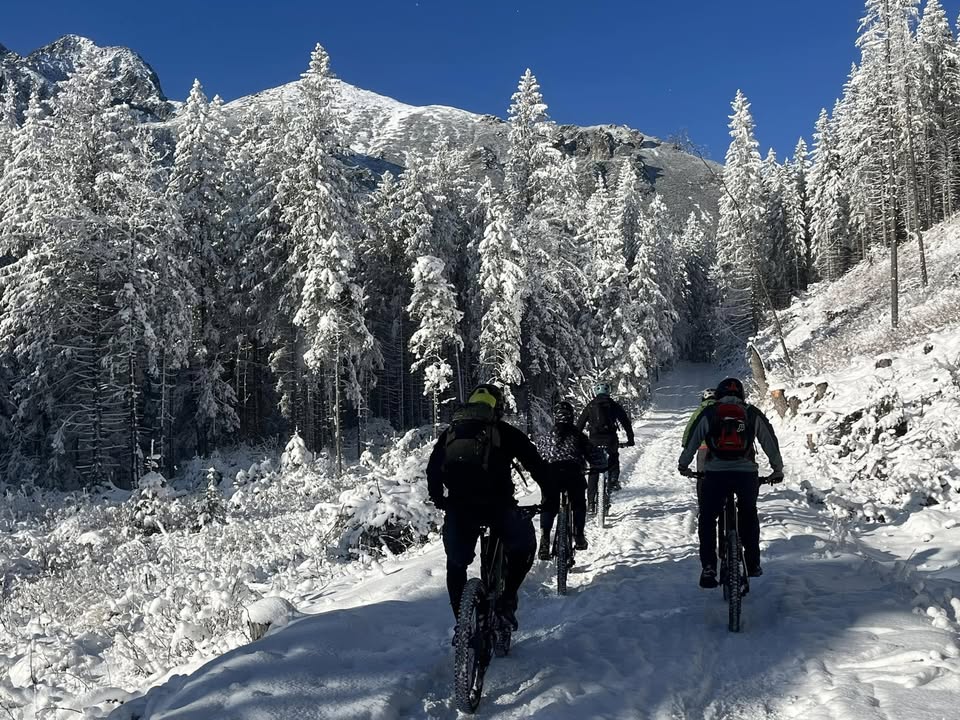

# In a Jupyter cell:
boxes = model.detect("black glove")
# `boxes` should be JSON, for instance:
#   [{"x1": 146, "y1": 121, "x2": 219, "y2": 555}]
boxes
[
  {"x1": 768, "y1": 470, "x2": 784, "y2": 485},
  {"x1": 677, "y1": 464, "x2": 688, "y2": 477},
  {"x1": 430, "y1": 495, "x2": 447, "y2": 511}
]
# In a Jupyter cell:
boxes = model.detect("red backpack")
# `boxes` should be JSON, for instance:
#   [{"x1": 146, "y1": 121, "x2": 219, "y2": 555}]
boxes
[{"x1": 706, "y1": 401, "x2": 755, "y2": 460}]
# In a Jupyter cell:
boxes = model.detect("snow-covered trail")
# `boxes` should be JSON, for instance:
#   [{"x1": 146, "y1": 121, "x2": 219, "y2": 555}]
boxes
[{"x1": 115, "y1": 365, "x2": 960, "y2": 720}]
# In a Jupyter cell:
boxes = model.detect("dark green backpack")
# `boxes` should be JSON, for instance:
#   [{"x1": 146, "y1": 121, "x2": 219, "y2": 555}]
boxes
[{"x1": 441, "y1": 402, "x2": 501, "y2": 472}]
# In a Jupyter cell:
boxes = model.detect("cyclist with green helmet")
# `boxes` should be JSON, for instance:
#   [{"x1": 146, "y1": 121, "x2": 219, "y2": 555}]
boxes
[{"x1": 577, "y1": 381, "x2": 635, "y2": 511}]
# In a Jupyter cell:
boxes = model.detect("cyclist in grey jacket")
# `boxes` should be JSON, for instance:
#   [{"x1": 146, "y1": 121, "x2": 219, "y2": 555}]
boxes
[{"x1": 677, "y1": 377, "x2": 784, "y2": 588}]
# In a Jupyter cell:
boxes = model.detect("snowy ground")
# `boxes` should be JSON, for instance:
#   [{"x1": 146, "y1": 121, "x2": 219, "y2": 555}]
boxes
[{"x1": 109, "y1": 364, "x2": 960, "y2": 720}]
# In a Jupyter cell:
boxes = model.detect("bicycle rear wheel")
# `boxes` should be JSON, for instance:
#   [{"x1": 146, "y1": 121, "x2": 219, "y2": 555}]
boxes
[
  {"x1": 556, "y1": 504, "x2": 569, "y2": 596},
  {"x1": 454, "y1": 578, "x2": 490, "y2": 713},
  {"x1": 726, "y1": 530, "x2": 742, "y2": 633},
  {"x1": 597, "y1": 472, "x2": 607, "y2": 529}
]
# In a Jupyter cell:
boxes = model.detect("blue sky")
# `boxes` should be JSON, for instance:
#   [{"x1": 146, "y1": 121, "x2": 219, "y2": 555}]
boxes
[{"x1": 5, "y1": 0, "x2": 960, "y2": 160}]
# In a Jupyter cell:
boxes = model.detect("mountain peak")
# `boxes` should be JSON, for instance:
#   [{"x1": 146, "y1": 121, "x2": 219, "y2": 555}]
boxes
[{"x1": 2, "y1": 35, "x2": 172, "y2": 120}]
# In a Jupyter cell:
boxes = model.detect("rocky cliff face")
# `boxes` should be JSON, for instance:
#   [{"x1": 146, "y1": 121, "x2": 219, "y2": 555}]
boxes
[
  {"x1": 0, "y1": 36, "x2": 720, "y2": 222},
  {"x1": 0, "y1": 35, "x2": 171, "y2": 120}
]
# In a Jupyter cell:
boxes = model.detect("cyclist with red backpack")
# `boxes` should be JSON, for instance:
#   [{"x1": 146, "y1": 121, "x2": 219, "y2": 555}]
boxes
[
  {"x1": 577, "y1": 382, "x2": 635, "y2": 510},
  {"x1": 427, "y1": 383, "x2": 550, "y2": 635},
  {"x1": 677, "y1": 377, "x2": 784, "y2": 589}
]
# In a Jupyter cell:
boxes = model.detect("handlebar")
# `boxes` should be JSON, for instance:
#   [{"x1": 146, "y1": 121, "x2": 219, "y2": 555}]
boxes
[{"x1": 679, "y1": 468, "x2": 783, "y2": 485}]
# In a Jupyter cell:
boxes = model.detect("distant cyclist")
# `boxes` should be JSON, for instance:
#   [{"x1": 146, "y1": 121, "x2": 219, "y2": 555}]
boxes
[
  {"x1": 677, "y1": 377, "x2": 784, "y2": 589},
  {"x1": 578, "y1": 382, "x2": 635, "y2": 510},
  {"x1": 427, "y1": 383, "x2": 550, "y2": 636},
  {"x1": 537, "y1": 400, "x2": 604, "y2": 559}
]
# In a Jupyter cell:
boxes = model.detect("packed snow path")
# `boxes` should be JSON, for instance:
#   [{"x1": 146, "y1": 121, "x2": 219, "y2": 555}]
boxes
[{"x1": 116, "y1": 365, "x2": 960, "y2": 720}]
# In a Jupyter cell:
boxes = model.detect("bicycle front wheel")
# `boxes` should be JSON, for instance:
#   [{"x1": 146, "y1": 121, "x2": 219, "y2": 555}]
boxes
[
  {"x1": 454, "y1": 578, "x2": 490, "y2": 713},
  {"x1": 556, "y1": 506, "x2": 569, "y2": 595}
]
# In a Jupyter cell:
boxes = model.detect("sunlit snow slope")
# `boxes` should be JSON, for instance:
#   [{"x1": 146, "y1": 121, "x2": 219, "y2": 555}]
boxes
[{"x1": 113, "y1": 364, "x2": 960, "y2": 720}]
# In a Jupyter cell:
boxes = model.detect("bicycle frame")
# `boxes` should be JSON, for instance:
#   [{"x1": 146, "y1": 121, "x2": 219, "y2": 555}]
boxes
[{"x1": 479, "y1": 529, "x2": 505, "y2": 606}]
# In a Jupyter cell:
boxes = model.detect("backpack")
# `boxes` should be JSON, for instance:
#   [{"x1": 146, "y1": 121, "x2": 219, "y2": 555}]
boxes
[
  {"x1": 706, "y1": 401, "x2": 755, "y2": 460},
  {"x1": 539, "y1": 426, "x2": 583, "y2": 466},
  {"x1": 441, "y1": 402, "x2": 501, "y2": 472},
  {"x1": 588, "y1": 399, "x2": 616, "y2": 436}
]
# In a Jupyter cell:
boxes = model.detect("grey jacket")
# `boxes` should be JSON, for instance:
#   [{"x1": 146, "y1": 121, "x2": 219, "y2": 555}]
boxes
[{"x1": 678, "y1": 395, "x2": 784, "y2": 474}]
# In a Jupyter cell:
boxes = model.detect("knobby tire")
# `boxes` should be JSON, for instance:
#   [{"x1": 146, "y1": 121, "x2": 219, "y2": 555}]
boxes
[
  {"x1": 453, "y1": 578, "x2": 489, "y2": 713},
  {"x1": 556, "y1": 505, "x2": 569, "y2": 596},
  {"x1": 597, "y1": 472, "x2": 607, "y2": 530},
  {"x1": 726, "y1": 530, "x2": 742, "y2": 633}
]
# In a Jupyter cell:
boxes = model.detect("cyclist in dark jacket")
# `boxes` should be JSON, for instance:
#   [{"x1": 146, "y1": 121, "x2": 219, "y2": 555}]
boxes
[
  {"x1": 678, "y1": 377, "x2": 784, "y2": 589},
  {"x1": 427, "y1": 383, "x2": 549, "y2": 632},
  {"x1": 537, "y1": 400, "x2": 603, "y2": 558},
  {"x1": 577, "y1": 382, "x2": 635, "y2": 507}
]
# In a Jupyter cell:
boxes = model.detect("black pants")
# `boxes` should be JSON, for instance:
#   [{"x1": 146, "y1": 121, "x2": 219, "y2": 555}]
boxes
[
  {"x1": 541, "y1": 464, "x2": 587, "y2": 537},
  {"x1": 698, "y1": 471, "x2": 760, "y2": 570},
  {"x1": 588, "y1": 438, "x2": 620, "y2": 504},
  {"x1": 442, "y1": 506, "x2": 536, "y2": 620}
]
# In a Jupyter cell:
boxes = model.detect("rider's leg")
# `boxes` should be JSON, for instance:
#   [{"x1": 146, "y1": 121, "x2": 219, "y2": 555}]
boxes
[
  {"x1": 495, "y1": 507, "x2": 537, "y2": 626},
  {"x1": 587, "y1": 468, "x2": 599, "y2": 511},
  {"x1": 539, "y1": 473, "x2": 560, "y2": 559},
  {"x1": 442, "y1": 510, "x2": 482, "y2": 619},
  {"x1": 607, "y1": 442, "x2": 621, "y2": 490},
  {"x1": 735, "y1": 473, "x2": 762, "y2": 571},
  {"x1": 569, "y1": 471, "x2": 588, "y2": 537},
  {"x1": 698, "y1": 474, "x2": 726, "y2": 570},
  {"x1": 540, "y1": 478, "x2": 560, "y2": 534}
]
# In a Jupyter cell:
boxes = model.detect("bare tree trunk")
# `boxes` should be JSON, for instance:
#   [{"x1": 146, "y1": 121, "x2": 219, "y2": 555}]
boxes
[{"x1": 334, "y1": 334, "x2": 343, "y2": 477}]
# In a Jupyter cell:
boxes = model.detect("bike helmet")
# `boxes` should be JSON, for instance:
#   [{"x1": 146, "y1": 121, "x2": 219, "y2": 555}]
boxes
[
  {"x1": 701, "y1": 388, "x2": 716, "y2": 402},
  {"x1": 468, "y1": 383, "x2": 506, "y2": 418},
  {"x1": 594, "y1": 381, "x2": 611, "y2": 396},
  {"x1": 715, "y1": 377, "x2": 745, "y2": 400},
  {"x1": 554, "y1": 400, "x2": 575, "y2": 426}
]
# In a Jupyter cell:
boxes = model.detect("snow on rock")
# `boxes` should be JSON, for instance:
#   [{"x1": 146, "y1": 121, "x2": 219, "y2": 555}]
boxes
[{"x1": 244, "y1": 596, "x2": 300, "y2": 628}]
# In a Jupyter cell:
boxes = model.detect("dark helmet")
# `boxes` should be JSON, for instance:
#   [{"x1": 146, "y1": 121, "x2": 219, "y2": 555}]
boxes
[
  {"x1": 701, "y1": 388, "x2": 717, "y2": 402},
  {"x1": 594, "y1": 381, "x2": 611, "y2": 396},
  {"x1": 468, "y1": 383, "x2": 505, "y2": 417},
  {"x1": 716, "y1": 377, "x2": 745, "y2": 400},
  {"x1": 554, "y1": 400, "x2": 575, "y2": 425}
]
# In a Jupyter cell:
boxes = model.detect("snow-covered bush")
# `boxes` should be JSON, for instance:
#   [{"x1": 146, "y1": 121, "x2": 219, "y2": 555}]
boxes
[{"x1": 330, "y1": 427, "x2": 441, "y2": 558}]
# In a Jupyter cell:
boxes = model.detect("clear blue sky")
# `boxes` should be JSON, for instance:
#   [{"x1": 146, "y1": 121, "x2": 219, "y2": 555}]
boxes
[{"x1": 5, "y1": 0, "x2": 960, "y2": 160}]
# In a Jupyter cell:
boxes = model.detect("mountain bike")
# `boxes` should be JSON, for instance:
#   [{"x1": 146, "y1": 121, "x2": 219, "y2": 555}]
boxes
[
  {"x1": 453, "y1": 504, "x2": 540, "y2": 714},
  {"x1": 680, "y1": 469, "x2": 779, "y2": 632},
  {"x1": 589, "y1": 443, "x2": 628, "y2": 529},
  {"x1": 552, "y1": 489, "x2": 575, "y2": 595}
]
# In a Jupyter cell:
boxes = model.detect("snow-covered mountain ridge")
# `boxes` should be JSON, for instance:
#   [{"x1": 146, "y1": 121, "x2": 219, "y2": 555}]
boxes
[
  {"x1": 225, "y1": 75, "x2": 721, "y2": 220},
  {"x1": 1, "y1": 35, "x2": 720, "y2": 220}
]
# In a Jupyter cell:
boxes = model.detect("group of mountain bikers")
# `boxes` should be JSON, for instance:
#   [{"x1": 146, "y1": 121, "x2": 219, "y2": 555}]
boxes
[{"x1": 426, "y1": 376, "x2": 783, "y2": 637}]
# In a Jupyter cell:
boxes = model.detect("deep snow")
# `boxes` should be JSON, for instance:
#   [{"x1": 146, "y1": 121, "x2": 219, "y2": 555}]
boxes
[{"x1": 108, "y1": 364, "x2": 960, "y2": 720}]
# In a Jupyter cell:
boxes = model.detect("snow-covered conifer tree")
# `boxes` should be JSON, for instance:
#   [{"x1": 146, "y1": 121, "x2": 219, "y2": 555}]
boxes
[
  {"x1": 715, "y1": 90, "x2": 766, "y2": 344},
  {"x1": 810, "y1": 108, "x2": 852, "y2": 281},
  {"x1": 784, "y1": 138, "x2": 812, "y2": 292},
  {"x1": 477, "y1": 181, "x2": 523, "y2": 408},
  {"x1": 168, "y1": 79, "x2": 238, "y2": 457},
  {"x1": 280, "y1": 44, "x2": 374, "y2": 473}
]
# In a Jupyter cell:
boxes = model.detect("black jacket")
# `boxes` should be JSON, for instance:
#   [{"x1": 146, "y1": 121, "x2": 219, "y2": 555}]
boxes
[
  {"x1": 427, "y1": 420, "x2": 548, "y2": 510},
  {"x1": 577, "y1": 396, "x2": 634, "y2": 445}
]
